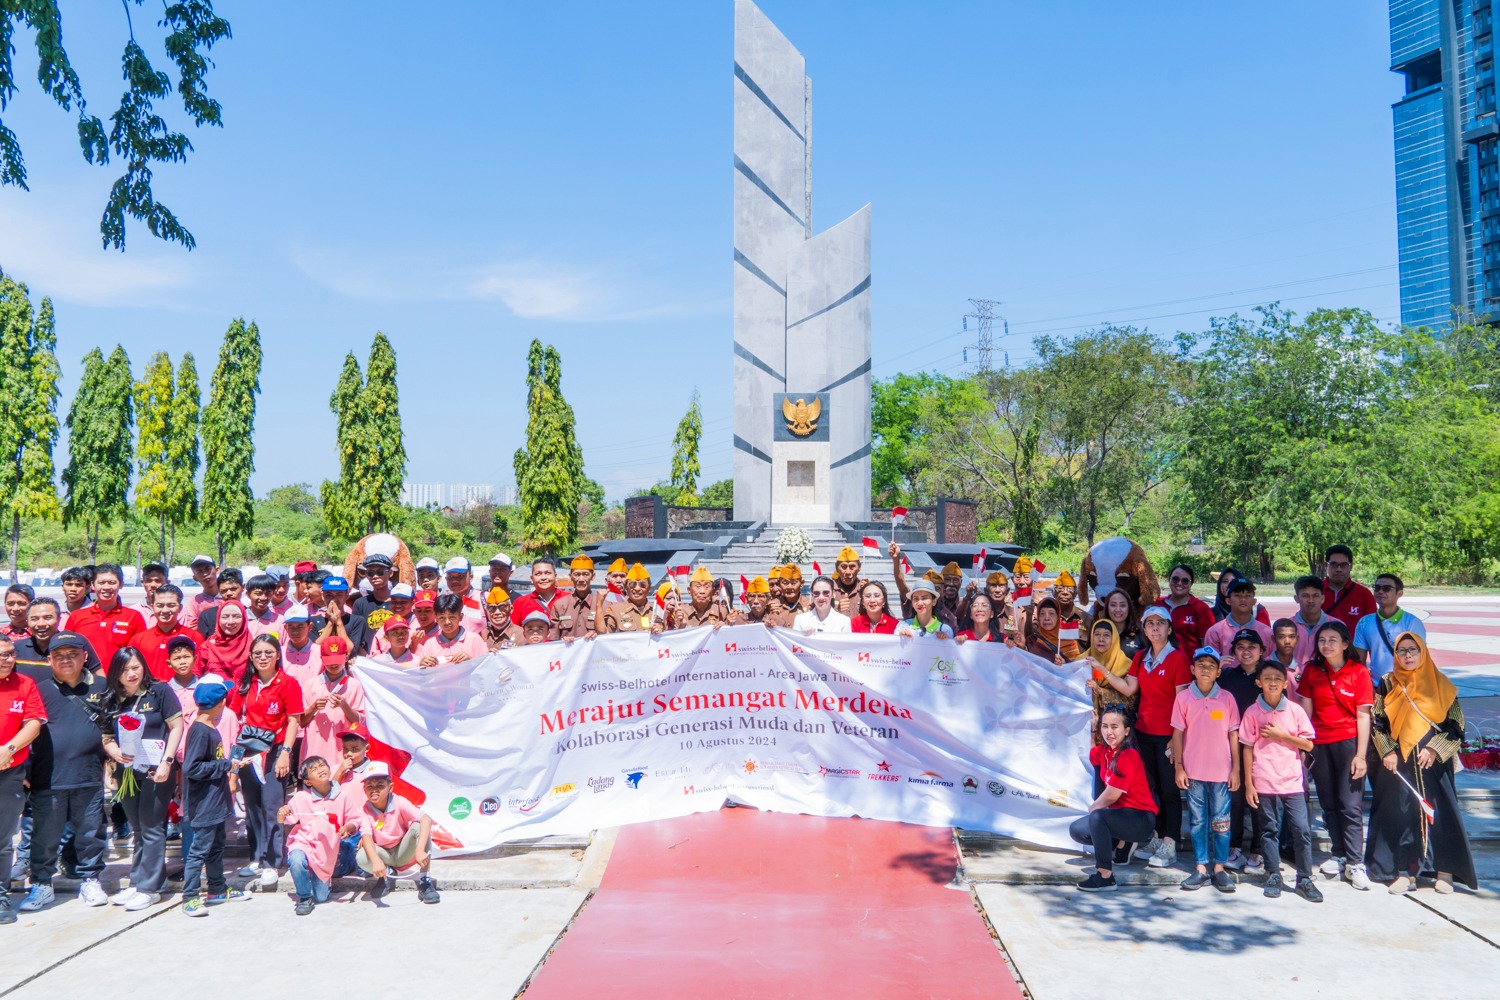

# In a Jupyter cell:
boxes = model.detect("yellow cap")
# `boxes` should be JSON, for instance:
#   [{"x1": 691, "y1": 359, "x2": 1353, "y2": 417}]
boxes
[
  {"x1": 783, "y1": 563, "x2": 802, "y2": 579},
  {"x1": 656, "y1": 581, "x2": 678, "y2": 600},
  {"x1": 986, "y1": 570, "x2": 1008, "y2": 586},
  {"x1": 1013, "y1": 556, "x2": 1032, "y2": 576},
  {"x1": 625, "y1": 563, "x2": 650, "y2": 582},
  {"x1": 923, "y1": 569, "x2": 944, "y2": 584},
  {"x1": 746, "y1": 576, "x2": 771, "y2": 595},
  {"x1": 570, "y1": 555, "x2": 595, "y2": 571},
  {"x1": 608, "y1": 558, "x2": 627, "y2": 574},
  {"x1": 941, "y1": 561, "x2": 962, "y2": 577},
  {"x1": 1055, "y1": 570, "x2": 1076, "y2": 588},
  {"x1": 486, "y1": 587, "x2": 510, "y2": 604},
  {"x1": 689, "y1": 566, "x2": 714, "y2": 583},
  {"x1": 836, "y1": 546, "x2": 860, "y2": 563},
  {"x1": 768, "y1": 565, "x2": 784, "y2": 580}
]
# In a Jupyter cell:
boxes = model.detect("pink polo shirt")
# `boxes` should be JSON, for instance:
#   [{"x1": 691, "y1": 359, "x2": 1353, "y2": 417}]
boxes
[
  {"x1": 247, "y1": 608, "x2": 284, "y2": 640},
  {"x1": 1169, "y1": 683, "x2": 1241, "y2": 784},
  {"x1": 1203, "y1": 616, "x2": 1274, "y2": 659},
  {"x1": 360, "y1": 794, "x2": 425, "y2": 854},
  {"x1": 131, "y1": 603, "x2": 158, "y2": 631},
  {"x1": 285, "y1": 784, "x2": 364, "y2": 883},
  {"x1": 181, "y1": 592, "x2": 219, "y2": 629},
  {"x1": 416, "y1": 628, "x2": 488, "y2": 664},
  {"x1": 1239, "y1": 695, "x2": 1315, "y2": 795},
  {"x1": 281, "y1": 642, "x2": 320, "y2": 685},
  {"x1": 1290, "y1": 612, "x2": 1333, "y2": 667},
  {"x1": 299, "y1": 670, "x2": 366, "y2": 767}
]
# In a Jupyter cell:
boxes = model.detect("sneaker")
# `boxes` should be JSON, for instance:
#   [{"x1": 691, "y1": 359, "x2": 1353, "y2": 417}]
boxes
[
  {"x1": 1434, "y1": 873, "x2": 1455, "y2": 895},
  {"x1": 78, "y1": 879, "x2": 109, "y2": 906},
  {"x1": 258, "y1": 869, "x2": 280, "y2": 889},
  {"x1": 19, "y1": 884, "x2": 55, "y2": 912},
  {"x1": 182, "y1": 897, "x2": 208, "y2": 917},
  {"x1": 111, "y1": 887, "x2": 146, "y2": 907},
  {"x1": 165, "y1": 821, "x2": 180, "y2": 842},
  {"x1": 370, "y1": 877, "x2": 391, "y2": 899},
  {"x1": 1147, "y1": 837, "x2": 1177, "y2": 869},
  {"x1": 124, "y1": 892, "x2": 161, "y2": 911},
  {"x1": 0, "y1": 895, "x2": 15, "y2": 924},
  {"x1": 1344, "y1": 863, "x2": 1371, "y2": 891},
  {"x1": 417, "y1": 876, "x2": 441, "y2": 905},
  {"x1": 1113, "y1": 843, "x2": 1133, "y2": 867},
  {"x1": 1212, "y1": 869, "x2": 1237, "y2": 893},
  {"x1": 1295, "y1": 877, "x2": 1325, "y2": 903},
  {"x1": 1242, "y1": 856, "x2": 1267, "y2": 876},
  {"x1": 1319, "y1": 857, "x2": 1344, "y2": 878},
  {"x1": 1134, "y1": 836, "x2": 1163, "y2": 862},
  {"x1": 1076, "y1": 872, "x2": 1117, "y2": 892},
  {"x1": 1179, "y1": 870, "x2": 1211, "y2": 891},
  {"x1": 205, "y1": 889, "x2": 252, "y2": 905},
  {"x1": 294, "y1": 897, "x2": 315, "y2": 916},
  {"x1": 235, "y1": 864, "x2": 260, "y2": 878},
  {"x1": 1224, "y1": 848, "x2": 1247, "y2": 870},
  {"x1": 1263, "y1": 873, "x2": 1284, "y2": 898},
  {"x1": 1388, "y1": 875, "x2": 1414, "y2": 895}
]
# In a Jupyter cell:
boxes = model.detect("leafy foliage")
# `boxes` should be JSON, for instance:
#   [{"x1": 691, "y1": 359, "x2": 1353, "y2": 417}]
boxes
[
  {"x1": 133, "y1": 351, "x2": 174, "y2": 555},
  {"x1": 321, "y1": 333, "x2": 407, "y2": 540},
  {"x1": 670, "y1": 390, "x2": 703, "y2": 503},
  {"x1": 62, "y1": 345, "x2": 134, "y2": 559},
  {"x1": 0, "y1": 274, "x2": 61, "y2": 577},
  {"x1": 201, "y1": 318, "x2": 260, "y2": 562},
  {"x1": 164, "y1": 351, "x2": 200, "y2": 559},
  {"x1": 513, "y1": 340, "x2": 584, "y2": 555}
]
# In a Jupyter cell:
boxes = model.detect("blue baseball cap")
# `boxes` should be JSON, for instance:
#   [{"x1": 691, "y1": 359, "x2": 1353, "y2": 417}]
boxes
[
  {"x1": 194, "y1": 681, "x2": 230, "y2": 708},
  {"x1": 1191, "y1": 646, "x2": 1221, "y2": 663},
  {"x1": 321, "y1": 575, "x2": 349, "y2": 592}
]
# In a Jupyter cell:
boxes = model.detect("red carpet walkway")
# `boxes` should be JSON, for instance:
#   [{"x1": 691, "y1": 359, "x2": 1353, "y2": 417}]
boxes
[{"x1": 522, "y1": 808, "x2": 1021, "y2": 1000}]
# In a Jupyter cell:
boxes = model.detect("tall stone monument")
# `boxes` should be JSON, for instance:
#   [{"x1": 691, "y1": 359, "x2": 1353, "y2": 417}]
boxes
[{"x1": 732, "y1": 0, "x2": 871, "y2": 526}]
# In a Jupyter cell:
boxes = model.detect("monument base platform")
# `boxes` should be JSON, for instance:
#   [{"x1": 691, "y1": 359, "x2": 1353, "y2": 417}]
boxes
[{"x1": 521, "y1": 807, "x2": 1021, "y2": 999}]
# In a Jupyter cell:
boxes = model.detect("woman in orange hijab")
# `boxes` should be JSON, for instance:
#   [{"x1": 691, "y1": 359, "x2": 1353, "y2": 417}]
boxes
[{"x1": 1366, "y1": 632, "x2": 1475, "y2": 893}]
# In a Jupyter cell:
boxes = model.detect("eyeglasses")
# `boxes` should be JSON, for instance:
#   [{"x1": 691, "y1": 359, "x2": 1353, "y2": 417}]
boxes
[
  {"x1": 1326, "y1": 560, "x2": 1351, "y2": 569},
  {"x1": 250, "y1": 650, "x2": 277, "y2": 659},
  {"x1": 1394, "y1": 647, "x2": 1421, "y2": 657},
  {"x1": 0, "y1": 651, "x2": 14, "y2": 659},
  {"x1": 1371, "y1": 584, "x2": 1396, "y2": 592},
  {"x1": 1168, "y1": 576, "x2": 1191, "y2": 584},
  {"x1": 811, "y1": 590, "x2": 832, "y2": 597}
]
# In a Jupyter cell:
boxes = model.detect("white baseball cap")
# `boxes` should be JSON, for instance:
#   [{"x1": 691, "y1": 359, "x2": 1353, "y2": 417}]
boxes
[
  {"x1": 489, "y1": 552, "x2": 513, "y2": 568},
  {"x1": 443, "y1": 557, "x2": 471, "y2": 574},
  {"x1": 190, "y1": 554, "x2": 216, "y2": 567},
  {"x1": 390, "y1": 582, "x2": 414, "y2": 598},
  {"x1": 414, "y1": 557, "x2": 440, "y2": 571}
]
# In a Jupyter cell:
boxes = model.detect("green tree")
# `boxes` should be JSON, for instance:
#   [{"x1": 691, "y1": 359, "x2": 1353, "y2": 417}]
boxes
[
  {"x1": 133, "y1": 351, "x2": 174, "y2": 558},
  {"x1": 321, "y1": 352, "x2": 366, "y2": 539},
  {"x1": 362, "y1": 333, "x2": 405, "y2": 532},
  {"x1": 871, "y1": 372, "x2": 953, "y2": 506},
  {"x1": 0, "y1": 276, "x2": 62, "y2": 578},
  {"x1": 201, "y1": 318, "x2": 261, "y2": 564},
  {"x1": 513, "y1": 340, "x2": 584, "y2": 554},
  {"x1": 63, "y1": 345, "x2": 135, "y2": 561},
  {"x1": 164, "y1": 352, "x2": 200, "y2": 563},
  {"x1": 670, "y1": 390, "x2": 703, "y2": 503},
  {"x1": 700, "y1": 478, "x2": 734, "y2": 509},
  {"x1": 0, "y1": 1, "x2": 233, "y2": 249}
]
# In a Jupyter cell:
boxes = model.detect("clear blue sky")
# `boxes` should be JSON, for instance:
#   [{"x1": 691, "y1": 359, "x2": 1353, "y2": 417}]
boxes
[{"x1": 0, "y1": 1, "x2": 1401, "y2": 502}]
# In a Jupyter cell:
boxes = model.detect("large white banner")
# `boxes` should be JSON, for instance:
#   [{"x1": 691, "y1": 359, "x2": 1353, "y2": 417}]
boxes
[{"x1": 356, "y1": 625, "x2": 1095, "y2": 853}]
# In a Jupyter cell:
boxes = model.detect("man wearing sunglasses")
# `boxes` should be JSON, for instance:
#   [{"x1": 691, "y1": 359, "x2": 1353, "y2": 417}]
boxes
[
  {"x1": 1352, "y1": 573, "x2": 1426, "y2": 683},
  {"x1": 1152, "y1": 564, "x2": 1214, "y2": 654}
]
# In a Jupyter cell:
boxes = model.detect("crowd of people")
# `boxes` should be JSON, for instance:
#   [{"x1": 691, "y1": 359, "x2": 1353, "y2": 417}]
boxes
[{"x1": 0, "y1": 540, "x2": 1478, "y2": 923}]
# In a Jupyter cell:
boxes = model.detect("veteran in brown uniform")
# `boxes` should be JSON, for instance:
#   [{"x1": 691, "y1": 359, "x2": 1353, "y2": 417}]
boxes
[
  {"x1": 830, "y1": 546, "x2": 867, "y2": 618},
  {"x1": 483, "y1": 587, "x2": 525, "y2": 651},
  {"x1": 678, "y1": 566, "x2": 733, "y2": 628},
  {"x1": 550, "y1": 555, "x2": 603, "y2": 640},
  {"x1": 599, "y1": 563, "x2": 655, "y2": 633}
]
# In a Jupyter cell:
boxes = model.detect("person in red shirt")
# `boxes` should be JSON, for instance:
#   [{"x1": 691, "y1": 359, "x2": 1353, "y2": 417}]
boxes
[
  {"x1": 1297, "y1": 620, "x2": 1374, "y2": 890},
  {"x1": 65, "y1": 563, "x2": 145, "y2": 665},
  {"x1": 1152, "y1": 563, "x2": 1214, "y2": 654},
  {"x1": 850, "y1": 581, "x2": 899, "y2": 634},
  {"x1": 0, "y1": 632, "x2": 47, "y2": 923},
  {"x1": 1070, "y1": 704, "x2": 1158, "y2": 891},
  {"x1": 1320, "y1": 544, "x2": 1376, "y2": 634},
  {"x1": 227, "y1": 634, "x2": 305, "y2": 887},
  {"x1": 510, "y1": 558, "x2": 561, "y2": 627},
  {"x1": 1126, "y1": 606, "x2": 1192, "y2": 869},
  {"x1": 3, "y1": 584, "x2": 32, "y2": 640},
  {"x1": 128, "y1": 584, "x2": 203, "y2": 682}
]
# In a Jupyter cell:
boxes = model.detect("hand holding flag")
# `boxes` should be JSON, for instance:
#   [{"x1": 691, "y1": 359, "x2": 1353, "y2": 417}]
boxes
[{"x1": 1394, "y1": 769, "x2": 1438, "y2": 824}]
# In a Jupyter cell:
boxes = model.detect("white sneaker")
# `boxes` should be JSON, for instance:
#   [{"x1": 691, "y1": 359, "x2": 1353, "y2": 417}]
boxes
[
  {"x1": 78, "y1": 879, "x2": 109, "y2": 906},
  {"x1": 123, "y1": 891, "x2": 161, "y2": 911},
  {"x1": 1242, "y1": 854, "x2": 1266, "y2": 876},
  {"x1": 258, "y1": 868, "x2": 280, "y2": 889},
  {"x1": 1344, "y1": 863, "x2": 1371, "y2": 891},
  {"x1": 1148, "y1": 837, "x2": 1178, "y2": 869},
  {"x1": 1134, "y1": 836, "x2": 1163, "y2": 862},
  {"x1": 19, "y1": 884, "x2": 55, "y2": 911},
  {"x1": 1224, "y1": 848, "x2": 1247, "y2": 870},
  {"x1": 1320, "y1": 857, "x2": 1344, "y2": 878},
  {"x1": 110, "y1": 888, "x2": 145, "y2": 907}
]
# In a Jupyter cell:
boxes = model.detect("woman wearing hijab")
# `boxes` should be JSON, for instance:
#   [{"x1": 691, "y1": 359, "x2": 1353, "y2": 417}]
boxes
[
  {"x1": 1025, "y1": 597, "x2": 1080, "y2": 664},
  {"x1": 1366, "y1": 632, "x2": 1476, "y2": 894},
  {"x1": 1085, "y1": 620, "x2": 1136, "y2": 718},
  {"x1": 197, "y1": 599, "x2": 252, "y2": 679}
]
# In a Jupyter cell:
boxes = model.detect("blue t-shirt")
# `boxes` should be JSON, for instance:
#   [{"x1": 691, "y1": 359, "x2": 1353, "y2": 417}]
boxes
[{"x1": 1352, "y1": 610, "x2": 1426, "y2": 682}]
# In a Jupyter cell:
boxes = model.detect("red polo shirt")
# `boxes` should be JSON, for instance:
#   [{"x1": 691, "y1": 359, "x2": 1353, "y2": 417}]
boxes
[
  {"x1": 510, "y1": 590, "x2": 559, "y2": 627},
  {"x1": 0, "y1": 669, "x2": 47, "y2": 768},
  {"x1": 1129, "y1": 645, "x2": 1192, "y2": 737},
  {"x1": 66, "y1": 602, "x2": 146, "y2": 665},
  {"x1": 129, "y1": 621, "x2": 204, "y2": 682},
  {"x1": 1297, "y1": 659, "x2": 1374, "y2": 744},
  {"x1": 1321, "y1": 580, "x2": 1376, "y2": 634},
  {"x1": 1090, "y1": 744, "x2": 1157, "y2": 813},
  {"x1": 1151, "y1": 595, "x2": 1214, "y2": 654},
  {"x1": 227, "y1": 671, "x2": 305, "y2": 742},
  {"x1": 852, "y1": 614, "x2": 899, "y2": 634}
]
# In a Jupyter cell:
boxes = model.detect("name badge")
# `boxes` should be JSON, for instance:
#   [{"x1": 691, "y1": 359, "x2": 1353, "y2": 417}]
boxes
[{"x1": 1210, "y1": 710, "x2": 1224, "y2": 721}]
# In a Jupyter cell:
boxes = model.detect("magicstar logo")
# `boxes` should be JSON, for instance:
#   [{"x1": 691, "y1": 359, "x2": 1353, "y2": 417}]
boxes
[{"x1": 818, "y1": 766, "x2": 860, "y2": 778}]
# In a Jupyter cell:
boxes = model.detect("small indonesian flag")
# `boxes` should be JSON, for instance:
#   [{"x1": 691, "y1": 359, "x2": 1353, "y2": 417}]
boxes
[
  {"x1": 861, "y1": 536, "x2": 881, "y2": 558},
  {"x1": 812, "y1": 561, "x2": 823, "y2": 577},
  {"x1": 740, "y1": 574, "x2": 750, "y2": 602},
  {"x1": 1060, "y1": 622, "x2": 1080, "y2": 643},
  {"x1": 670, "y1": 564, "x2": 690, "y2": 580},
  {"x1": 607, "y1": 580, "x2": 622, "y2": 595},
  {"x1": 1030, "y1": 559, "x2": 1046, "y2": 581},
  {"x1": 901, "y1": 556, "x2": 913, "y2": 576},
  {"x1": 655, "y1": 591, "x2": 666, "y2": 611},
  {"x1": 972, "y1": 547, "x2": 987, "y2": 576},
  {"x1": 891, "y1": 506, "x2": 908, "y2": 526},
  {"x1": 1013, "y1": 585, "x2": 1033, "y2": 608},
  {"x1": 1394, "y1": 768, "x2": 1438, "y2": 823}
]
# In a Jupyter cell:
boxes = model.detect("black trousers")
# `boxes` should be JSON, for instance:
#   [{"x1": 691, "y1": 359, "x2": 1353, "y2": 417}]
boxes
[
  {"x1": 1308, "y1": 738, "x2": 1365, "y2": 862},
  {"x1": 29, "y1": 785, "x2": 107, "y2": 884},
  {"x1": 1070, "y1": 808, "x2": 1156, "y2": 872},
  {"x1": 1256, "y1": 792, "x2": 1313, "y2": 880},
  {"x1": 1136, "y1": 731, "x2": 1181, "y2": 842}
]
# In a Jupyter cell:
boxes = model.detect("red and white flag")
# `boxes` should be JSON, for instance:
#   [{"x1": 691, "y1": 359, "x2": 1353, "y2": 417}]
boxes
[
  {"x1": 1030, "y1": 559, "x2": 1046, "y2": 581},
  {"x1": 890, "y1": 506, "x2": 908, "y2": 527},
  {"x1": 1013, "y1": 585, "x2": 1033, "y2": 608},
  {"x1": 739, "y1": 574, "x2": 750, "y2": 604},
  {"x1": 812, "y1": 561, "x2": 823, "y2": 577},
  {"x1": 666, "y1": 564, "x2": 690, "y2": 585},
  {"x1": 1395, "y1": 769, "x2": 1438, "y2": 823},
  {"x1": 861, "y1": 536, "x2": 881, "y2": 558},
  {"x1": 901, "y1": 555, "x2": 913, "y2": 576},
  {"x1": 971, "y1": 547, "x2": 987, "y2": 583},
  {"x1": 1059, "y1": 622, "x2": 1080, "y2": 643}
]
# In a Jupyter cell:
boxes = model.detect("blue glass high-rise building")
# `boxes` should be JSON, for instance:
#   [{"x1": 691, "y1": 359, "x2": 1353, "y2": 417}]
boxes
[{"x1": 1389, "y1": 1, "x2": 1499, "y2": 329}]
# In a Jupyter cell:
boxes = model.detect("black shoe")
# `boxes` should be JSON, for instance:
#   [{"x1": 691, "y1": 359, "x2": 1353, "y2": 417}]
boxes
[
  {"x1": 0, "y1": 896, "x2": 15, "y2": 925},
  {"x1": 294, "y1": 898, "x2": 315, "y2": 916},
  {"x1": 417, "y1": 876, "x2": 440, "y2": 904},
  {"x1": 1180, "y1": 870, "x2": 1210, "y2": 891},
  {"x1": 370, "y1": 876, "x2": 390, "y2": 899},
  {"x1": 1212, "y1": 869, "x2": 1237, "y2": 893},
  {"x1": 1295, "y1": 878, "x2": 1324, "y2": 903},
  {"x1": 1113, "y1": 843, "x2": 1133, "y2": 867},
  {"x1": 1262, "y1": 873, "x2": 1284, "y2": 898},
  {"x1": 1077, "y1": 872, "x2": 1117, "y2": 892}
]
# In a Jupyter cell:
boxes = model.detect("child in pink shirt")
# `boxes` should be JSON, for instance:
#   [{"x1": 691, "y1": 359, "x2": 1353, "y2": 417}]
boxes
[
  {"x1": 1171, "y1": 647, "x2": 1241, "y2": 892},
  {"x1": 278, "y1": 755, "x2": 364, "y2": 914},
  {"x1": 415, "y1": 626, "x2": 487, "y2": 665},
  {"x1": 356, "y1": 763, "x2": 440, "y2": 904},
  {"x1": 371, "y1": 616, "x2": 417, "y2": 666},
  {"x1": 298, "y1": 643, "x2": 366, "y2": 767},
  {"x1": 1240, "y1": 659, "x2": 1321, "y2": 902}
]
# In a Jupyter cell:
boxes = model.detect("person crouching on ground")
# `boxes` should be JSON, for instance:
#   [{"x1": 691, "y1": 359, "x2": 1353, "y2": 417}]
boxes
[
  {"x1": 1071, "y1": 705, "x2": 1158, "y2": 891},
  {"x1": 1171, "y1": 647, "x2": 1241, "y2": 893},
  {"x1": 278, "y1": 755, "x2": 363, "y2": 915},
  {"x1": 357, "y1": 763, "x2": 440, "y2": 904}
]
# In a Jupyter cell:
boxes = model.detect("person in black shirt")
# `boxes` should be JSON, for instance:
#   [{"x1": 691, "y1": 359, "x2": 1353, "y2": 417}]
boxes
[
  {"x1": 14, "y1": 598, "x2": 101, "y2": 674},
  {"x1": 351, "y1": 554, "x2": 394, "y2": 618},
  {"x1": 195, "y1": 568, "x2": 244, "y2": 636},
  {"x1": 317, "y1": 576, "x2": 371, "y2": 655},
  {"x1": 180, "y1": 678, "x2": 250, "y2": 915},
  {"x1": 17, "y1": 631, "x2": 112, "y2": 911}
]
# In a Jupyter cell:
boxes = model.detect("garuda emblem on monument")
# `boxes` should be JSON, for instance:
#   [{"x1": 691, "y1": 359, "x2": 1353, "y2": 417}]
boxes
[{"x1": 782, "y1": 395, "x2": 822, "y2": 437}]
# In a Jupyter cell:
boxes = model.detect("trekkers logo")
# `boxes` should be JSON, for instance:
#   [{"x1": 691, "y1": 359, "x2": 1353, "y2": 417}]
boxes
[
  {"x1": 868, "y1": 760, "x2": 899, "y2": 782},
  {"x1": 876, "y1": 760, "x2": 893, "y2": 773},
  {"x1": 927, "y1": 656, "x2": 967, "y2": 686},
  {"x1": 588, "y1": 775, "x2": 615, "y2": 793},
  {"x1": 742, "y1": 757, "x2": 758, "y2": 774},
  {"x1": 818, "y1": 765, "x2": 861, "y2": 779},
  {"x1": 622, "y1": 768, "x2": 647, "y2": 789},
  {"x1": 448, "y1": 797, "x2": 472, "y2": 819},
  {"x1": 479, "y1": 797, "x2": 501, "y2": 816},
  {"x1": 962, "y1": 775, "x2": 979, "y2": 794},
  {"x1": 986, "y1": 780, "x2": 1006, "y2": 797},
  {"x1": 907, "y1": 770, "x2": 954, "y2": 788}
]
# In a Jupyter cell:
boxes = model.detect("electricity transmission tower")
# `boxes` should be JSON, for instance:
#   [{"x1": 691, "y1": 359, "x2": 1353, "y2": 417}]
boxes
[{"x1": 963, "y1": 298, "x2": 1007, "y2": 373}]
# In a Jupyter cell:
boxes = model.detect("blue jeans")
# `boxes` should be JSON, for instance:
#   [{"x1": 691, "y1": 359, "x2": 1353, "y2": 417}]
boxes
[
  {"x1": 1186, "y1": 779, "x2": 1231, "y2": 867},
  {"x1": 287, "y1": 849, "x2": 330, "y2": 903},
  {"x1": 182, "y1": 823, "x2": 226, "y2": 901},
  {"x1": 335, "y1": 832, "x2": 362, "y2": 877}
]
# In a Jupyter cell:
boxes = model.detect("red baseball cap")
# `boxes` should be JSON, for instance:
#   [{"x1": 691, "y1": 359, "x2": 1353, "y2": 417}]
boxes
[
  {"x1": 381, "y1": 616, "x2": 412, "y2": 634},
  {"x1": 338, "y1": 724, "x2": 369, "y2": 742},
  {"x1": 293, "y1": 560, "x2": 318, "y2": 575},
  {"x1": 413, "y1": 589, "x2": 438, "y2": 610},
  {"x1": 319, "y1": 635, "x2": 350, "y2": 662}
]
